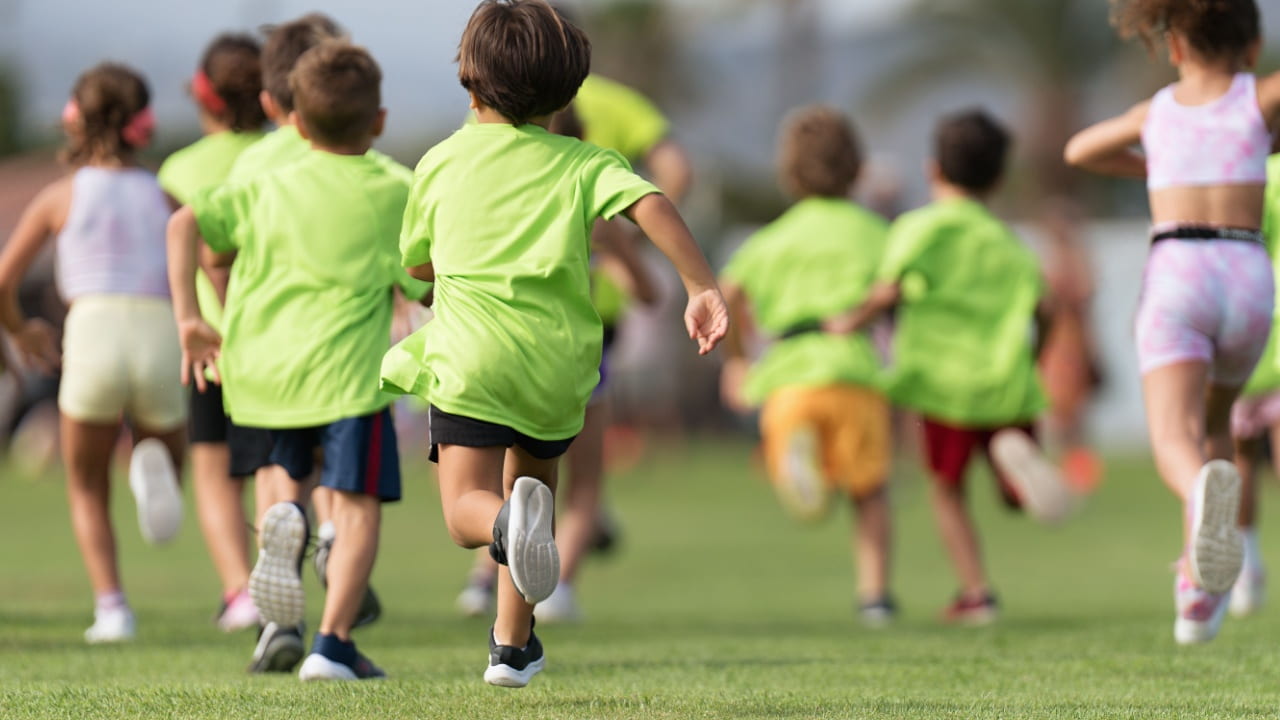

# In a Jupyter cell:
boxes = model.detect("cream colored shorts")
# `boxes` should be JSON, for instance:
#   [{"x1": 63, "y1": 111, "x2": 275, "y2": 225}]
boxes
[{"x1": 59, "y1": 295, "x2": 186, "y2": 430}]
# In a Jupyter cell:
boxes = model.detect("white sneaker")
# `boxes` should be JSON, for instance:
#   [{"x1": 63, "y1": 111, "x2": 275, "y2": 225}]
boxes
[
  {"x1": 128, "y1": 438, "x2": 182, "y2": 545},
  {"x1": 774, "y1": 427, "x2": 831, "y2": 523},
  {"x1": 505, "y1": 477, "x2": 559, "y2": 605},
  {"x1": 1187, "y1": 461, "x2": 1244, "y2": 594},
  {"x1": 456, "y1": 583, "x2": 494, "y2": 618},
  {"x1": 534, "y1": 582, "x2": 583, "y2": 624},
  {"x1": 1230, "y1": 563, "x2": 1266, "y2": 617},
  {"x1": 248, "y1": 502, "x2": 308, "y2": 628},
  {"x1": 990, "y1": 429, "x2": 1072, "y2": 525},
  {"x1": 84, "y1": 605, "x2": 135, "y2": 644},
  {"x1": 1174, "y1": 570, "x2": 1230, "y2": 645}
]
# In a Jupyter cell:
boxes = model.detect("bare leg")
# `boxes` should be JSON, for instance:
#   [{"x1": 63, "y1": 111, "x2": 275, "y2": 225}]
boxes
[
  {"x1": 62, "y1": 415, "x2": 122, "y2": 595},
  {"x1": 929, "y1": 482, "x2": 988, "y2": 597},
  {"x1": 255, "y1": 464, "x2": 305, "y2": 533},
  {"x1": 1141, "y1": 362, "x2": 1211, "y2": 503},
  {"x1": 318, "y1": 491, "x2": 380, "y2": 641},
  {"x1": 191, "y1": 442, "x2": 251, "y2": 595},
  {"x1": 497, "y1": 447, "x2": 558, "y2": 647},
  {"x1": 1205, "y1": 383, "x2": 1242, "y2": 467},
  {"x1": 313, "y1": 484, "x2": 335, "y2": 528},
  {"x1": 851, "y1": 487, "x2": 890, "y2": 601},
  {"x1": 557, "y1": 403, "x2": 606, "y2": 583}
]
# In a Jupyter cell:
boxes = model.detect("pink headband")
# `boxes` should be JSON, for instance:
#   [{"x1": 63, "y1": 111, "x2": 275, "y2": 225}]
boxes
[
  {"x1": 191, "y1": 69, "x2": 227, "y2": 116},
  {"x1": 61, "y1": 99, "x2": 155, "y2": 149}
]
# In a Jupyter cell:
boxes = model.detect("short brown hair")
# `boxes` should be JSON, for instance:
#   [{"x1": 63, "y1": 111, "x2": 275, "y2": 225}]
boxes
[
  {"x1": 1111, "y1": 0, "x2": 1259, "y2": 63},
  {"x1": 290, "y1": 42, "x2": 381, "y2": 147},
  {"x1": 61, "y1": 63, "x2": 150, "y2": 166},
  {"x1": 457, "y1": 0, "x2": 591, "y2": 125},
  {"x1": 200, "y1": 33, "x2": 266, "y2": 132},
  {"x1": 934, "y1": 109, "x2": 1010, "y2": 194},
  {"x1": 777, "y1": 106, "x2": 862, "y2": 199},
  {"x1": 262, "y1": 13, "x2": 344, "y2": 112}
]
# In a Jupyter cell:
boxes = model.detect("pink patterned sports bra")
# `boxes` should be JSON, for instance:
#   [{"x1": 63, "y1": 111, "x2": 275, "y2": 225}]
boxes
[{"x1": 1142, "y1": 73, "x2": 1272, "y2": 190}]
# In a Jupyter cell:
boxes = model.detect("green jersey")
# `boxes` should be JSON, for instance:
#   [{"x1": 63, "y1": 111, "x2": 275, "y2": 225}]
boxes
[
  {"x1": 576, "y1": 74, "x2": 669, "y2": 164},
  {"x1": 722, "y1": 197, "x2": 889, "y2": 404},
  {"x1": 877, "y1": 197, "x2": 1046, "y2": 426},
  {"x1": 1244, "y1": 154, "x2": 1280, "y2": 396},
  {"x1": 382, "y1": 122, "x2": 659, "y2": 440},
  {"x1": 225, "y1": 125, "x2": 308, "y2": 185}
]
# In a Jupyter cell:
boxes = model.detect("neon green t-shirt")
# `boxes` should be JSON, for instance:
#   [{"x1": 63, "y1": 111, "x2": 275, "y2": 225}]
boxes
[
  {"x1": 193, "y1": 150, "x2": 431, "y2": 428},
  {"x1": 381, "y1": 122, "x2": 659, "y2": 440},
  {"x1": 721, "y1": 197, "x2": 889, "y2": 405},
  {"x1": 575, "y1": 74, "x2": 670, "y2": 164},
  {"x1": 1243, "y1": 153, "x2": 1280, "y2": 396},
  {"x1": 878, "y1": 197, "x2": 1046, "y2": 426},
  {"x1": 157, "y1": 130, "x2": 263, "y2": 332},
  {"x1": 225, "y1": 125, "x2": 309, "y2": 185}
]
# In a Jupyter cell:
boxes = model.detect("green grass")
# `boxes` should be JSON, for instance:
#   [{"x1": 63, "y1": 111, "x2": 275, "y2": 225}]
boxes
[{"x1": 3, "y1": 439, "x2": 1279, "y2": 718}]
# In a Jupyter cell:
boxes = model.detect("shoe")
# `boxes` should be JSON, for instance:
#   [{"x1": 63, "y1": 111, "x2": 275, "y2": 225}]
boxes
[
  {"x1": 298, "y1": 634, "x2": 386, "y2": 681},
  {"x1": 84, "y1": 605, "x2": 135, "y2": 644},
  {"x1": 217, "y1": 590, "x2": 261, "y2": 632},
  {"x1": 589, "y1": 507, "x2": 621, "y2": 556},
  {"x1": 249, "y1": 502, "x2": 308, "y2": 628},
  {"x1": 990, "y1": 429, "x2": 1072, "y2": 525},
  {"x1": 313, "y1": 528, "x2": 383, "y2": 629},
  {"x1": 941, "y1": 591, "x2": 998, "y2": 626},
  {"x1": 128, "y1": 438, "x2": 182, "y2": 545},
  {"x1": 1229, "y1": 562, "x2": 1266, "y2": 618},
  {"x1": 534, "y1": 582, "x2": 583, "y2": 624},
  {"x1": 773, "y1": 427, "x2": 831, "y2": 523},
  {"x1": 248, "y1": 621, "x2": 306, "y2": 673},
  {"x1": 457, "y1": 579, "x2": 495, "y2": 618},
  {"x1": 858, "y1": 595, "x2": 897, "y2": 628},
  {"x1": 1187, "y1": 461, "x2": 1244, "y2": 594},
  {"x1": 493, "y1": 477, "x2": 559, "y2": 605},
  {"x1": 1174, "y1": 570, "x2": 1230, "y2": 644},
  {"x1": 483, "y1": 625, "x2": 545, "y2": 688}
]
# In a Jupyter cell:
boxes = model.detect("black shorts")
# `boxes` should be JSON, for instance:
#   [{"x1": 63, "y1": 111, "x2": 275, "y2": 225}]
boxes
[
  {"x1": 428, "y1": 405, "x2": 575, "y2": 463},
  {"x1": 261, "y1": 408, "x2": 402, "y2": 502},
  {"x1": 190, "y1": 384, "x2": 274, "y2": 478}
]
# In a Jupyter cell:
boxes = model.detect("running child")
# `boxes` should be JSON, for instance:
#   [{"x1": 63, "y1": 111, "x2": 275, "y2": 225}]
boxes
[
  {"x1": 169, "y1": 42, "x2": 428, "y2": 681},
  {"x1": 381, "y1": 0, "x2": 727, "y2": 688},
  {"x1": 719, "y1": 106, "x2": 894, "y2": 625},
  {"x1": 0, "y1": 63, "x2": 185, "y2": 643},
  {"x1": 828, "y1": 109, "x2": 1070, "y2": 625},
  {"x1": 157, "y1": 32, "x2": 266, "y2": 634},
  {"x1": 1066, "y1": 0, "x2": 1280, "y2": 644}
]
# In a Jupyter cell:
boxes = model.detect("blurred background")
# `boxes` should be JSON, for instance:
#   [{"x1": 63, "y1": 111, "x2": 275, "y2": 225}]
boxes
[{"x1": 3, "y1": 0, "x2": 1280, "y2": 457}]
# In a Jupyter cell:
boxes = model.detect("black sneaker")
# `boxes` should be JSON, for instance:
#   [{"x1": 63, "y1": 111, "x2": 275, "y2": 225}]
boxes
[
  {"x1": 858, "y1": 595, "x2": 898, "y2": 628},
  {"x1": 247, "y1": 622, "x2": 305, "y2": 674},
  {"x1": 298, "y1": 633, "x2": 386, "y2": 681},
  {"x1": 248, "y1": 502, "x2": 308, "y2": 628},
  {"x1": 483, "y1": 624, "x2": 545, "y2": 688},
  {"x1": 313, "y1": 534, "x2": 383, "y2": 629}
]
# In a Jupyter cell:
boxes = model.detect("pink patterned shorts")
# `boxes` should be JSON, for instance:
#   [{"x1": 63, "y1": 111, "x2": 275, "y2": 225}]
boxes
[{"x1": 1135, "y1": 238, "x2": 1274, "y2": 385}]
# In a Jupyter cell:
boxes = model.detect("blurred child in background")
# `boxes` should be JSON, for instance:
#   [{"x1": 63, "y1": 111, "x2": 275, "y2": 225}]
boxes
[
  {"x1": 719, "y1": 106, "x2": 894, "y2": 625},
  {"x1": 157, "y1": 32, "x2": 266, "y2": 634},
  {"x1": 1066, "y1": 0, "x2": 1280, "y2": 644},
  {"x1": 0, "y1": 63, "x2": 185, "y2": 643}
]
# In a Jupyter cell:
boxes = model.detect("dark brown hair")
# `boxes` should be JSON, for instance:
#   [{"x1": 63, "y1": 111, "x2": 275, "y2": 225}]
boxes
[
  {"x1": 201, "y1": 33, "x2": 267, "y2": 132},
  {"x1": 934, "y1": 109, "x2": 1010, "y2": 193},
  {"x1": 290, "y1": 42, "x2": 381, "y2": 147},
  {"x1": 458, "y1": 0, "x2": 591, "y2": 125},
  {"x1": 262, "y1": 13, "x2": 344, "y2": 112},
  {"x1": 61, "y1": 63, "x2": 150, "y2": 166},
  {"x1": 777, "y1": 106, "x2": 862, "y2": 199},
  {"x1": 1111, "y1": 0, "x2": 1260, "y2": 63}
]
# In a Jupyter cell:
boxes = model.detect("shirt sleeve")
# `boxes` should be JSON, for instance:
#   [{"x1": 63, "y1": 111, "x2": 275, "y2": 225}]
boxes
[
  {"x1": 875, "y1": 213, "x2": 931, "y2": 285},
  {"x1": 720, "y1": 232, "x2": 765, "y2": 297},
  {"x1": 399, "y1": 175, "x2": 433, "y2": 268},
  {"x1": 584, "y1": 149, "x2": 660, "y2": 222},
  {"x1": 190, "y1": 183, "x2": 250, "y2": 254}
]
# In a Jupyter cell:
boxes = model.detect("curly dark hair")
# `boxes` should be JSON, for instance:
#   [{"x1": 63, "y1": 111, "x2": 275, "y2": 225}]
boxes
[
  {"x1": 200, "y1": 33, "x2": 267, "y2": 132},
  {"x1": 777, "y1": 105, "x2": 862, "y2": 199},
  {"x1": 1111, "y1": 0, "x2": 1260, "y2": 63},
  {"x1": 60, "y1": 63, "x2": 150, "y2": 166}
]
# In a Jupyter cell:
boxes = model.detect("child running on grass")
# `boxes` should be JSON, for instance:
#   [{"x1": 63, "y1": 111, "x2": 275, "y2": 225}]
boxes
[
  {"x1": 718, "y1": 106, "x2": 894, "y2": 625},
  {"x1": 157, "y1": 32, "x2": 266, "y2": 634},
  {"x1": 828, "y1": 109, "x2": 1070, "y2": 625},
  {"x1": 1066, "y1": 0, "x2": 1280, "y2": 644},
  {"x1": 381, "y1": 0, "x2": 728, "y2": 688},
  {"x1": 0, "y1": 63, "x2": 185, "y2": 643},
  {"x1": 168, "y1": 41, "x2": 430, "y2": 681}
]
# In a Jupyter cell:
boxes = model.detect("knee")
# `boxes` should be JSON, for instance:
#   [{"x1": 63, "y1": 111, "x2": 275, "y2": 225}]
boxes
[{"x1": 442, "y1": 513, "x2": 475, "y2": 549}]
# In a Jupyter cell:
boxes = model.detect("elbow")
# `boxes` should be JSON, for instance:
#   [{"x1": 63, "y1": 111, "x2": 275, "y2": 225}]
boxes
[{"x1": 1062, "y1": 137, "x2": 1091, "y2": 169}]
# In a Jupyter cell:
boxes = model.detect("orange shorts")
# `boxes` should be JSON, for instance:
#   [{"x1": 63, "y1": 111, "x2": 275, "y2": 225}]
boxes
[{"x1": 759, "y1": 384, "x2": 890, "y2": 498}]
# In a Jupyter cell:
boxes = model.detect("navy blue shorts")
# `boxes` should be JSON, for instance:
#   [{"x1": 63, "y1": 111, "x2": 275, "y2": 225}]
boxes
[{"x1": 266, "y1": 408, "x2": 402, "y2": 502}]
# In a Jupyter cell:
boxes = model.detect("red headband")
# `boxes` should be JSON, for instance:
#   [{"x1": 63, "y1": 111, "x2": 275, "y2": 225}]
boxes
[
  {"x1": 61, "y1": 99, "x2": 155, "y2": 149},
  {"x1": 191, "y1": 69, "x2": 227, "y2": 116}
]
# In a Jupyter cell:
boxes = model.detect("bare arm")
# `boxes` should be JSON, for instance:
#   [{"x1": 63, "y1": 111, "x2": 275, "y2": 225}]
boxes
[
  {"x1": 1257, "y1": 70, "x2": 1280, "y2": 131},
  {"x1": 166, "y1": 206, "x2": 222, "y2": 390},
  {"x1": 643, "y1": 139, "x2": 693, "y2": 205},
  {"x1": 0, "y1": 183, "x2": 64, "y2": 372},
  {"x1": 1063, "y1": 100, "x2": 1149, "y2": 178},
  {"x1": 823, "y1": 282, "x2": 901, "y2": 335},
  {"x1": 623, "y1": 193, "x2": 727, "y2": 355}
]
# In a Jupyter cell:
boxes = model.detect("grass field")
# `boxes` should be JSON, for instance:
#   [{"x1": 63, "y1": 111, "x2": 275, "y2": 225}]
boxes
[{"x1": 4, "y1": 438, "x2": 1280, "y2": 719}]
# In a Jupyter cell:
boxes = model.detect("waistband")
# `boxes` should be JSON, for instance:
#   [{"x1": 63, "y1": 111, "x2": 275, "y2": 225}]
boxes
[
  {"x1": 1150, "y1": 225, "x2": 1264, "y2": 245},
  {"x1": 779, "y1": 320, "x2": 823, "y2": 340}
]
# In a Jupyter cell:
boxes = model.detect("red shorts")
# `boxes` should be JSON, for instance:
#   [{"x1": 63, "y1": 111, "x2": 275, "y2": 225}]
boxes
[{"x1": 921, "y1": 417, "x2": 1036, "y2": 508}]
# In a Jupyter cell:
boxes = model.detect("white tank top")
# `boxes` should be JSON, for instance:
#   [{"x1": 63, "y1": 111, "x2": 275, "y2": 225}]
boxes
[{"x1": 55, "y1": 167, "x2": 172, "y2": 302}]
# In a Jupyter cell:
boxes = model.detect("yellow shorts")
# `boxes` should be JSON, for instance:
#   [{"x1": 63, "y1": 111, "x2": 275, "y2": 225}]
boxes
[
  {"x1": 59, "y1": 295, "x2": 186, "y2": 430},
  {"x1": 760, "y1": 384, "x2": 890, "y2": 498}
]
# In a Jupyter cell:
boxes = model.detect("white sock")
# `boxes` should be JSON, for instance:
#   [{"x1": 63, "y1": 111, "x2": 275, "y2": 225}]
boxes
[
  {"x1": 1242, "y1": 527, "x2": 1261, "y2": 568},
  {"x1": 318, "y1": 520, "x2": 336, "y2": 543},
  {"x1": 95, "y1": 590, "x2": 128, "y2": 613}
]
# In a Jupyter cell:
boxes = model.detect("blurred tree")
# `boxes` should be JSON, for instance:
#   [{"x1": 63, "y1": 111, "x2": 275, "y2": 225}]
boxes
[{"x1": 580, "y1": 0, "x2": 681, "y2": 105}]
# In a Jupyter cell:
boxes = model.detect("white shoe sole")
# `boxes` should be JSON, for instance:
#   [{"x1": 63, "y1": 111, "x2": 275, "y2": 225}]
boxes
[
  {"x1": 84, "y1": 616, "x2": 136, "y2": 644},
  {"x1": 1174, "y1": 584, "x2": 1231, "y2": 646},
  {"x1": 484, "y1": 656, "x2": 545, "y2": 688},
  {"x1": 775, "y1": 428, "x2": 831, "y2": 523},
  {"x1": 1188, "y1": 461, "x2": 1244, "y2": 594},
  {"x1": 506, "y1": 477, "x2": 559, "y2": 605},
  {"x1": 299, "y1": 653, "x2": 358, "y2": 681},
  {"x1": 129, "y1": 438, "x2": 182, "y2": 545},
  {"x1": 249, "y1": 503, "x2": 308, "y2": 627},
  {"x1": 990, "y1": 429, "x2": 1072, "y2": 525}
]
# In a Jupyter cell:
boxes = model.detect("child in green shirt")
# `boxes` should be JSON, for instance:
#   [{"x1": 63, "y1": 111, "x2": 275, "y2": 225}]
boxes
[
  {"x1": 169, "y1": 42, "x2": 428, "y2": 682},
  {"x1": 381, "y1": 0, "x2": 727, "y2": 688},
  {"x1": 828, "y1": 109, "x2": 1069, "y2": 624}
]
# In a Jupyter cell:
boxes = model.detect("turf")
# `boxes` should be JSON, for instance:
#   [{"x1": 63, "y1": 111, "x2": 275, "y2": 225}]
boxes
[{"x1": 3, "y1": 439, "x2": 1279, "y2": 719}]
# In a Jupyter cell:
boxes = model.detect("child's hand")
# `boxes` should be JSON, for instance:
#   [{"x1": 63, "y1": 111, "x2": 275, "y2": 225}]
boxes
[
  {"x1": 720, "y1": 356, "x2": 751, "y2": 413},
  {"x1": 685, "y1": 287, "x2": 729, "y2": 355},
  {"x1": 177, "y1": 318, "x2": 222, "y2": 392},
  {"x1": 13, "y1": 318, "x2": 59, "y2": 374}
]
